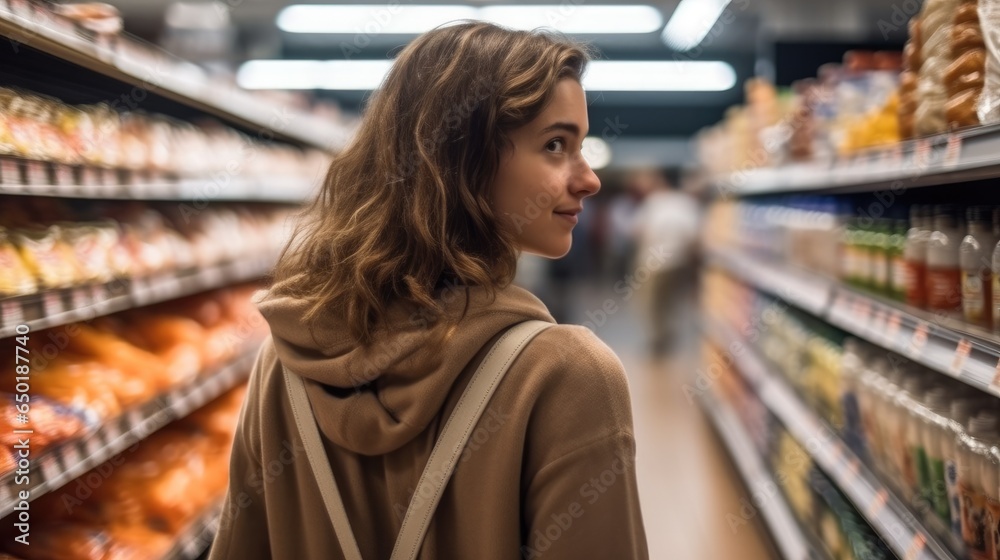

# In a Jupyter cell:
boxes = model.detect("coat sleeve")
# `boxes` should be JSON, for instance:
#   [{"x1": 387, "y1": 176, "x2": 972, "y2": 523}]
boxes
[
  {"x1": 207, "y1": 342, "x2": 273, "y2": 560},
  {"x1": 520, "y1": 326, "x2": 649, "y2": 560}
]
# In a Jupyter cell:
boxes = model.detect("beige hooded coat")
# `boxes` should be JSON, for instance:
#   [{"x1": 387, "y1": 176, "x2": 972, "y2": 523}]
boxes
[{"x1": 208, "y1": 282, "x2": 648, "y2": 559}]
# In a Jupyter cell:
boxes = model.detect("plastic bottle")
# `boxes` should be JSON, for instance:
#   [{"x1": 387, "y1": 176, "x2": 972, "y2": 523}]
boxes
[
  {"x1": 874, "y1": 360, "x2": 905, "y2": 479},
  {"x1": 946, "y1": 396, "x2": 990, "y2": 544},
  {"x1": 897, "y1": 373, "x2": 935, "y2": 501},
  {"x1": 841, "y1": 338, "x2": 870, "y2": 462},
  {"x1": 957, "y1": 409, "x2": 1000, "y2": 558},
  {"x1": 889, "y1": 216, "x2": 909, "y2": 301},
  {"x1": 927, "y1": 205, "x2": 965, "y2": 315},
  {"x1": 871, "y1": 218, "x2": 891, "y2": 295},
  {"x1": 905, "y1": 205, "x2": 933, "y2": 308},
  {"x1": 961, "y1": 206, "x2": 998, "y2": 328},
  {"x1": 989, "y1": 208, "x2": 1000, "y2": 333},
  {"x1": 919, "y1": 386, "x2": 954, "y2": 522}
]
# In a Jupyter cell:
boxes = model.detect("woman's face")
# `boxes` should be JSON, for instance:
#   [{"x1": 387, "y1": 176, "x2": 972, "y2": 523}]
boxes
[{"x1": 492, "y1": 78, "x2": 601, "y2": 258}]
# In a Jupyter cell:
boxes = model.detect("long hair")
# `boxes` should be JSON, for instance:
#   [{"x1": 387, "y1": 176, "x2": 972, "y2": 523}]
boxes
[{"x1": 270, "y1": 22, "x2": 590, "y2": 344}]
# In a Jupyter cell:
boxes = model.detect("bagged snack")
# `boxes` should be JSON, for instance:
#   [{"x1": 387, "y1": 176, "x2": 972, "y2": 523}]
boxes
[
  {"x1": 915, "y1": 0, "x2": 963, "y2": 135},
  {"x1": 946, "y1": 0, "x2": 986, "y2": 128},
  {"x1": 0, "y1": 228, "x2": 37, "y2": 296},
  {"x1": 979, "y1": 0, "x2": 1000, "y2": 121}
]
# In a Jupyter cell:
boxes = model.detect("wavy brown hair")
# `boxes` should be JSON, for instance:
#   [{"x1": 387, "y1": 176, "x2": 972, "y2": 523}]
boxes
[{"x1": 269, "y1": 22, "x2": 590, "y2": 344}]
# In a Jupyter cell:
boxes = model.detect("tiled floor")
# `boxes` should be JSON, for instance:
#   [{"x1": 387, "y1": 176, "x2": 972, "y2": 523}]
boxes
[{"x1": 557, "y1": 276, "x2": 776, "y2": 560}]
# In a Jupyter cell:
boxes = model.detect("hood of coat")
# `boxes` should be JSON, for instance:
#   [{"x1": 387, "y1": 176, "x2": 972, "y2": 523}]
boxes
[{"x1": 254, "y1": 283, "x2": 554, "y2": 456}]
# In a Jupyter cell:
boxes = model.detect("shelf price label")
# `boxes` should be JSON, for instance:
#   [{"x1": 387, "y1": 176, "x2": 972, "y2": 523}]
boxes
[
  {"x1": 0, "y1": 300, "x2": 23, "y2": 326},
  {"x1": 852, "y1": 298, "x2": 871, "y2": 323},
  {"x1": 905, "y1": 533, "x2": 926, "y2": 560},
  {"x1": 61, "y1": 444, "x2": 83, "y2": 474},
  {"x1": 908, "y1": 322, "x2": 930, "y2": 357},
  {"x1": 869, "y1": 308, "x2": 887, "y2": 340},
  {"x1": 42, "y1": 291, "x2": 62, "y2": 317},
  {"x1": 943, "y1": 134, "x2": 963, "y2": 168},
  {"x1": 950, "y1": 338, "x2": 973, "y2": 375},
  {"x1": 868, "y1": 488, "x2": 889, "y2": 518},
  {"x1": 886, "y1": 312, "x2": 903, "y2": 345},
  {"x1": 913, "y1": 139, "x2": 932, "y2": 170}
]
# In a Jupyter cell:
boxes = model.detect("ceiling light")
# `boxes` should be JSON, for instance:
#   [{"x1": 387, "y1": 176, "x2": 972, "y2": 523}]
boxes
[
  {"x1": 582, "y1": 137, "x2": 612, "y2": 170},
  {"x1": 277, "y1": 4, "x2": 662, "y2": 34},
  {"x1": 661, "y1": 0, "x2": 732, "y2": 51},
  {"x1": 277, "y1": 5, "x2": 477, "y2": 34},
  {"x1": 583, "y1": 61, "x2": 736, "y2": 92},
  {"x1": 478, "y1": 6, "x2": 662, "y2": 34},
  {"x1": 236, "y1": 59, "x2": 736, "y2": 92},
  {"x1": 237, "y1": 59, "x2": 395, "y2": 90}
]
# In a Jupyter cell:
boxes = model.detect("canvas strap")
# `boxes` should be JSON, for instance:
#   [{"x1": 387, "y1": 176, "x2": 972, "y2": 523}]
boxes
[{"x1": 283, "y1": 319, "x2": 552, "y2": 560}]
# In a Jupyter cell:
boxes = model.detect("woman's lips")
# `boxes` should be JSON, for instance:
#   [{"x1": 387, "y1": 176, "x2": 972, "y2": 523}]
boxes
[{"x1": 554, "y1": 211, "x2": 579, "y2": 225}]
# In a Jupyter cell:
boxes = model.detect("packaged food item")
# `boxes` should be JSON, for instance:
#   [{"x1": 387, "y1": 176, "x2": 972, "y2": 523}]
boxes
[
  {"x1": 915, "y1": 0, "x2": 963, "y2": 135},
  {"x1": 927, "y1": 205, "x2": 964, "y2": 314},
  {"x1": 897, "y1": 373, "x2": 935, "y2": 501},
  {"x1": 0, "y1": 228, "x2": 37, "y2": 297},
  {"x1": 946, "y1": 396, "x2": 992, "y2": 546},
  {"x1": 889, "y1": 217, "x2": 909, "y2": 301},
  {"x1": 957, "y1": 409, "x2": 1000, "y2": 559},
  {"x1": 961, "y1": 206, "x2": 998, "y2": 328},
  {"x1": 11, "y1": 225, "x2": 81, "y2": 290},
  {"x1": 898, "y1": 16, "x2": 923, "y2": 140},
  {"x1": 905, "y1": 205, "x2": 933, "y2": 308},
  {"x1": 947, "y1": 0, "x2": 986, "y2": 128},
  {"x1": 913, "y1": 386, "x2": 952, "y2": 519},
  {"x1": 978, "y1": 0, "x2": 1000, "y2": 122}
]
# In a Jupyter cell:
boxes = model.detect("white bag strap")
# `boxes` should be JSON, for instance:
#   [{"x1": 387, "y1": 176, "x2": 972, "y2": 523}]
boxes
[{"x1": 284, "y1": 319, "x2": 552, "y2": 560}]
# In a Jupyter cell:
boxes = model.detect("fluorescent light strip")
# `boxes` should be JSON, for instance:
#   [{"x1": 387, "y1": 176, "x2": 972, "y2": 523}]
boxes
[
  {"x1": 277, "y1": 4, "x2": 663, "y2": 34},
  {"x1": 661, "y1": 0, "x2": 732, "y2": 51},
  {"x1": 236, "y1": 59, "x2": 736, "y2": 92},
  {"x1": 584, "y1": 60, "x2": 736, "y2": 91}
]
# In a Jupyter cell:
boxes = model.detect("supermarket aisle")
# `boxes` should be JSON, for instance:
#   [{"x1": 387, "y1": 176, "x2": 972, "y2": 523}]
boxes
[{"x1": 563, "y1": 277, "x2": 776, "y2": 559}]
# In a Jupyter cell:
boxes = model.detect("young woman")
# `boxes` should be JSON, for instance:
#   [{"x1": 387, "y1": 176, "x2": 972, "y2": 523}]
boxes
[{"x1": 209, "y1": 22, "x2": 648, "y2": 560}]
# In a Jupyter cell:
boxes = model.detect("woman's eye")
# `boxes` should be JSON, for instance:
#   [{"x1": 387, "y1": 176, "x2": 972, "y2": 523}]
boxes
[{"x1": 546, "y1": 139, "x2": 565, "y2": 153}]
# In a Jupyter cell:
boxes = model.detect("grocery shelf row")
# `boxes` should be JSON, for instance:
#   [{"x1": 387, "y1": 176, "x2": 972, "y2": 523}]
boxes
[
  {"x1": 702, "y1": 319, "x2": 956, "y2": 560},
  {"x1": 697, "y1": 389, "x2": 815, "y2": 560},
  {"x1": 164, "y1": 502, "x2": 223, "y2": 560},
  {"x1": 708, "y1": 249, "x2": 1000, "y2": 399},
  {"x1": 712, "y1": 123, "x2": 1000, "y2": 196},
  {"x1": 0, "y1": 157, "x2": 317, "y2": 202},
  {"x1": 0, "y1": 0, "x2": 349, "y2": 151},
  {"x1": 0, "y1": 348, "x2": 255, "y2": 519},
  {"x1": 0, "y1": 253, "x2": 277, "y2": 338}
]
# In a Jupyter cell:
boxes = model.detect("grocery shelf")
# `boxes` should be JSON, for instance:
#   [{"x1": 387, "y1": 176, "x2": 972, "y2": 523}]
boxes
[
  {"x1": 713, "y1": 123, "x2": 1000, "y2": 196},
  {"x1": 709, "y1": 249, "x2": 1000, "y2": 399},
  {"x1": 0, "y1": 254, "x2": 276, "y2": 339},
  {"x1": 0, "y1": 349, "x2": 256, "y2": 519},
  {"x1": 702, "y1": 319, "x2": 958, "y2": 560},
  {"x1": 163, "y1": 501, "x2": 223, "y2": 560},
  {"x1": 0, "y1": 158, "x2": 318, "y2": 202},
  {"x1": 0, "y1": 2, "x2": 349, "y2": 151},
  {"x1": 698, "y1": 390, "x2": 816, "y2": 560}
]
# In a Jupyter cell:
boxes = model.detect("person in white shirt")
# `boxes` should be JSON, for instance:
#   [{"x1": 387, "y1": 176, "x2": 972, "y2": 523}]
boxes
[{"x1": 630, "y1": 169, "x2": 701, "y2": 355}]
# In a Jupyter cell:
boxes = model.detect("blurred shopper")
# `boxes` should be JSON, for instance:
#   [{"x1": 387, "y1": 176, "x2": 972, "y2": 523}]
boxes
[
  {"x1": 209, "y1": 23, "x2": 648, "y2": 560},
  {"x1": 631, "y1": 169, "x2": 700, "y2": 355},
  {"x1": 606, "y1": 184, "x2": 643, "y2": 280}
]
